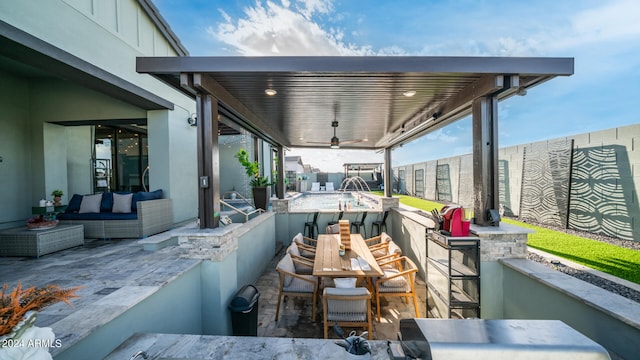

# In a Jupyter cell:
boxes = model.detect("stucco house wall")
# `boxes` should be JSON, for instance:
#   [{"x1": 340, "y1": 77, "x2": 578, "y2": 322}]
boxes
[{"x1": 0, "y1": 0, "x2": 198, "y2": 227}]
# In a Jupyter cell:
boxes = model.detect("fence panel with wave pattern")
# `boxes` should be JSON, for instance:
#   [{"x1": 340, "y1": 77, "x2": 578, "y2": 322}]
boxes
[
  {"x1": 519, "y1": 140, "x2": 573, "y2": 227},
  {"x1": 568, "y1": 145, "x2": 638, "y2": 240}
]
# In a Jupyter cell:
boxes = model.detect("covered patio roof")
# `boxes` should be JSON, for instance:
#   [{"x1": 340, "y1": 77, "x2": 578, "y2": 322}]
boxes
[
  {"x1": 137, "y1": 56, "x2": 573, "y2": 149},
  {"x1": 136, "y1": 55, "x2": 574, "y2": 228}
]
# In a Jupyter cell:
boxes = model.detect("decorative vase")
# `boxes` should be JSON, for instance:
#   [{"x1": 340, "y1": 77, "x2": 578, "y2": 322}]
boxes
[
  {"x1": 53, "y1": 196, "x2": 62, "y2": 206},
  {"x1": 0, "y1": 311, "x2": 55, "y2": 360},
  {"x1": 252, "y1": 187, "x2": 270, "y2": 211}
]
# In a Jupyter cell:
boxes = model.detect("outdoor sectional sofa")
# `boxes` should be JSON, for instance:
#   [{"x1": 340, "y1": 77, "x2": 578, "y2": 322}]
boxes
[{"x1": 57, "y1": 190, "x2": 172, "y2": 239}]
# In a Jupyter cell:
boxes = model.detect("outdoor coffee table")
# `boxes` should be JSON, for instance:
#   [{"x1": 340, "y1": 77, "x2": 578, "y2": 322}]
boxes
[
  {"x1": 313, "y1": 233, "x2": 383, "y2": 288},
  {"x1": 0, "y1": 224, "x2": 84, "y2": 258}
]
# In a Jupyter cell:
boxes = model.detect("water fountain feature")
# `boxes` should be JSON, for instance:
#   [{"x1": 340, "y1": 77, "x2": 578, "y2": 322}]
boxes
[{"x1": 338, "y1": 176, "x2": 372, "y2": 192}]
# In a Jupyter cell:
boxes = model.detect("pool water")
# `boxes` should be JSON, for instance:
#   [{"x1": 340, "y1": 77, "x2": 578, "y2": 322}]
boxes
[{"x1": 289, "y1": 192, "x2": 379, "y2": 211}]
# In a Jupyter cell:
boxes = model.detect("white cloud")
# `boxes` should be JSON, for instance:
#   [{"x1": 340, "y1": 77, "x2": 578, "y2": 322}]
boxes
[{"x1": 210, "y1": 0, "x2": 372, "y2": 55}]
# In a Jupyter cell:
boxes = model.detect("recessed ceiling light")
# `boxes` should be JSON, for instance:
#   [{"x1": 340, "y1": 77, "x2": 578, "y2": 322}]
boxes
[
  {"x1": 265, "y1": 88, "x2": 277, "y2": 96},
  {"x1": 403, "y1": 90, "x2": 416, "y2": 97}
]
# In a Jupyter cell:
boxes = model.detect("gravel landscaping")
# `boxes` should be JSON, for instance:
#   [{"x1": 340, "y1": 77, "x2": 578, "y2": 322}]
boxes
[{"x1": 520, "y1": 219, "x2": 640, "y2": 303}]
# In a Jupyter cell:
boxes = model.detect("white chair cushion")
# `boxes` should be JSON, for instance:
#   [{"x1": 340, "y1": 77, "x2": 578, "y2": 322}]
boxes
[
  {"x1": 325, "y1": 287, "x2": 369, "y2": 322},
  {"x1": 372, "y1": 247, "x2": 387, "y2": 258},
  {"x1": 79, "y1": 193, "x2": 102, "y2": 214},
  {"x1": 287, "y1": 243, "x2": 301, "y2": 257},
  {"x1": 293, "y1": 232, "x2": 304, "y2": 244},
  {"x1": 380, "y1": 232, "x2": 392, "y2": 244},
  {"x1": 379, "y1": 269, "x2": 410, "y2": 292},
  {"x1": 326, "y1": 223, "x2": 340, "y2": 234},
  {"x1": 277, "y1": 254, "x2": 296, "y2": 287},
  {"x1": 334, "y1": 277, "x2": 357, "y2": 288},
  {"x1": 283, "y1": 275, "x2": 315, "y2": 292},
  {"x1": 325, "y1": 287, "x2": 369, "y2": 296},
  {"x1": 388, "y1": 240, "x2": 402, "y2": 255}
]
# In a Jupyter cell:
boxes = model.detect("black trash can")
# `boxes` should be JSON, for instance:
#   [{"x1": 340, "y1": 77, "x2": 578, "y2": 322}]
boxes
[{"x1": 228, "y1": 284, "x2": 260, "y2": 336}]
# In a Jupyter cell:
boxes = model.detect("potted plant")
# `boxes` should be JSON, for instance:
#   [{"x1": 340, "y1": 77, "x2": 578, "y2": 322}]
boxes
[
  {"x1": 0, "y1": 283, "x2": 81, "y2": 359},
  {"x1": 51, "y1": 189, "x2": 64, "y2": 206},
  {"x1": 235, "y1": 148, "x2": 273, "y2": 211}
]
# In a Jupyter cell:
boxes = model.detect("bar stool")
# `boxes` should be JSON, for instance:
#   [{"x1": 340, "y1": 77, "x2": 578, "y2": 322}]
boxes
[
  {"x1": 350, "y1": 211, "x2": 367, "y2": 236},
  {"x1": 303, "y1": 212, "x2": 320, "y2": 239},
  {"x1": 327, "y1": 211, "x2": 344, "y2": 226},
  {"x1": 371, "y1": 210, "x2": 389, "y2": 237}
]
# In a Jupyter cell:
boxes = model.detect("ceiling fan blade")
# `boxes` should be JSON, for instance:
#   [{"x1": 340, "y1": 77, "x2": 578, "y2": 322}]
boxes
[
  {"x1": 340, "y1": 139, "x2": 364, "y2": 144},
  {"x1": 305, "y1": 140, "x2": 331, "y2": 144}
]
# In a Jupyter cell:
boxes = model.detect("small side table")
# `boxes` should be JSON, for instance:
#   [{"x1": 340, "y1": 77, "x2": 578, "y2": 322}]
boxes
[{"x1": 32, "y1": 205, "x2": 67, "y2": 219}]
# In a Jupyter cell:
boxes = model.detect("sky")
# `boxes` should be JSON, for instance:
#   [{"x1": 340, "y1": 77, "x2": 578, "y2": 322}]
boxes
[{"x1": 154, "y1": 0, "x2": 640, "y2": 172}]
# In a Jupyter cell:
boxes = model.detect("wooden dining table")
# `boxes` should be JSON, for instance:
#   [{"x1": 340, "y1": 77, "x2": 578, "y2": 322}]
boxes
[{"x1": 313, "y1": 233, "x2": 384, "y2": 280}]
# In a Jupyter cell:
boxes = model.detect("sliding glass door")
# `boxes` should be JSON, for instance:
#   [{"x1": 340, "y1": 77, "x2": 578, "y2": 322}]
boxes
[{"x1": 94, "y1": 125, "x2": 148, "y2": 193}]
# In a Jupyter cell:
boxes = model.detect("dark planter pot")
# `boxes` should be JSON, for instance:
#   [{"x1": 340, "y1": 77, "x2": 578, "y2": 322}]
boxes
[{"x1": 252, "y1": 187, "x2": 270, "y2": 211}]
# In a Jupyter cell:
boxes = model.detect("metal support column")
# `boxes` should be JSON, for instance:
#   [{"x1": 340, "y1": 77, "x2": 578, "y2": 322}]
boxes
[
  {"x1": 196, "y1": 93, "x2": 220, "y2": 229},
  {"x1": 384, "y1": 148, "x2": 393, "y2": 198},
  {"x1": 472, "y1": 96, "x2": 500, "y2": 226},
  {"x1": 277, "y1": 145, "x2": 285, "y2": 199}
]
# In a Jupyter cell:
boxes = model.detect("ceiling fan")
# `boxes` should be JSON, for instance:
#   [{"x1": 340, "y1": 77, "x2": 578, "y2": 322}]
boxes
[{"x1": 305, "y1": 109, "x2": 365, "y2": 149}]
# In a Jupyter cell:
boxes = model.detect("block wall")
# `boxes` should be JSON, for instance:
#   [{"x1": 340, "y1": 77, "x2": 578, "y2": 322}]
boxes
[{"x1": 394, "y1": 124, "x2": 640, "y2": 241}]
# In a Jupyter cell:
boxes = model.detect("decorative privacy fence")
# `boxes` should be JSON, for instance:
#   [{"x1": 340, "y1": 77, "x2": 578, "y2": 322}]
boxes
[{"x1": 393, "y1": 124, "x2": 640, "y2": 241}]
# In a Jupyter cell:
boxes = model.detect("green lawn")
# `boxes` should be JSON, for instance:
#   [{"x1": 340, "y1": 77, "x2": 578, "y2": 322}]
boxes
[{"x1": 374, "y1": 192, "x2": 640, "y2": 284}]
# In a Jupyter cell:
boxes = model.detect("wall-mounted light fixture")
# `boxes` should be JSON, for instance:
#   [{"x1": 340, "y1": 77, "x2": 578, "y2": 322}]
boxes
[
  {"x1": 387, "y1": 112, "x2": 440, "y2": 145},
  {"x1": 187, "y1": 113, "x2": 197, "y2": 127}
]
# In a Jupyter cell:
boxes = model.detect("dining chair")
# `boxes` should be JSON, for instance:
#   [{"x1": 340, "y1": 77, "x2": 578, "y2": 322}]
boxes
[
  {"x1": 292, "y1": 232, "x2": 317, "y2": 258},
  {"x1": 325, "y1": 223, "x2": 340, "y2": 234},
  {"x1": 374, "y1": 256, "x2": 420, "y2": 322},
  {"x1": 371, "y1": 210, "x2": 389, "y2": 237},
  {"x1": 303, "y1": 212, "x2": 320, "y2": 239},
  {"x1": 322, "y1": 287, "x2": 372, "y2": 340},
  {"x1": 275, "y1": 253, "x2": 319, "y2": 322},
  {"x1": 350, "y1": 211, "x2": 367, "y2": 236},
  {"x1": 363, "y1": 232, "x2": 392, "y2": 249},
  {"x1": 286, "y1": 243, "x2": 315, "y2": 274},
  {"x1": 327, "y1": 211, "x2": 344, "y2": 226},
  {"x1": 371, "y1": 239, "x2": 402, "y2": 262}
]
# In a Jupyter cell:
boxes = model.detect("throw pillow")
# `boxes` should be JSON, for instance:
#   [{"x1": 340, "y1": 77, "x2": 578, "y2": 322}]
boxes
[
  {"x1": 277, "y1": 254, "x2": 296, "y2": 287},
  {"x1": 131, "y1": 189, "x2": 163, "y2": 212},
  {"x1": 66, "y1": 194, "x2": 83, "y2": 213},
  {"x1": 79, "y1": 193, "x2": 103, "y2": 214},
  {"x1": 100, "y1": 192, "x2": 114, "y2": 212},
  {"x1": 112, "y1": 193, "x2": 133, "y2": 213}
]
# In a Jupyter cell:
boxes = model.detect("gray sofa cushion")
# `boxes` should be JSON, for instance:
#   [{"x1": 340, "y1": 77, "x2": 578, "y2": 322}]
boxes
[
  {"x1": 112, "y1": 193, "x2": 133, "y2": 213},
  {"x1": 79, "y1": 193, "x2": 103, "y2": 213}
]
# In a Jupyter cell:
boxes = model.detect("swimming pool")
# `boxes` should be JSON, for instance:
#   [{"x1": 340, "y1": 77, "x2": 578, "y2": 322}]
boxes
[{"x1": 289, "y1": 192, "x2": 380, "y2": 211}]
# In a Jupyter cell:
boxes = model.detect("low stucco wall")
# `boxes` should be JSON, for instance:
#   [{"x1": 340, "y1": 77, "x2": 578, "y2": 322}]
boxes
[
  {"x1": 177, "y1": 213, "x2": 276, "y2": 335},
  {"x1": 501, "y1": 258, "x2": 640, "y2": 360}
]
